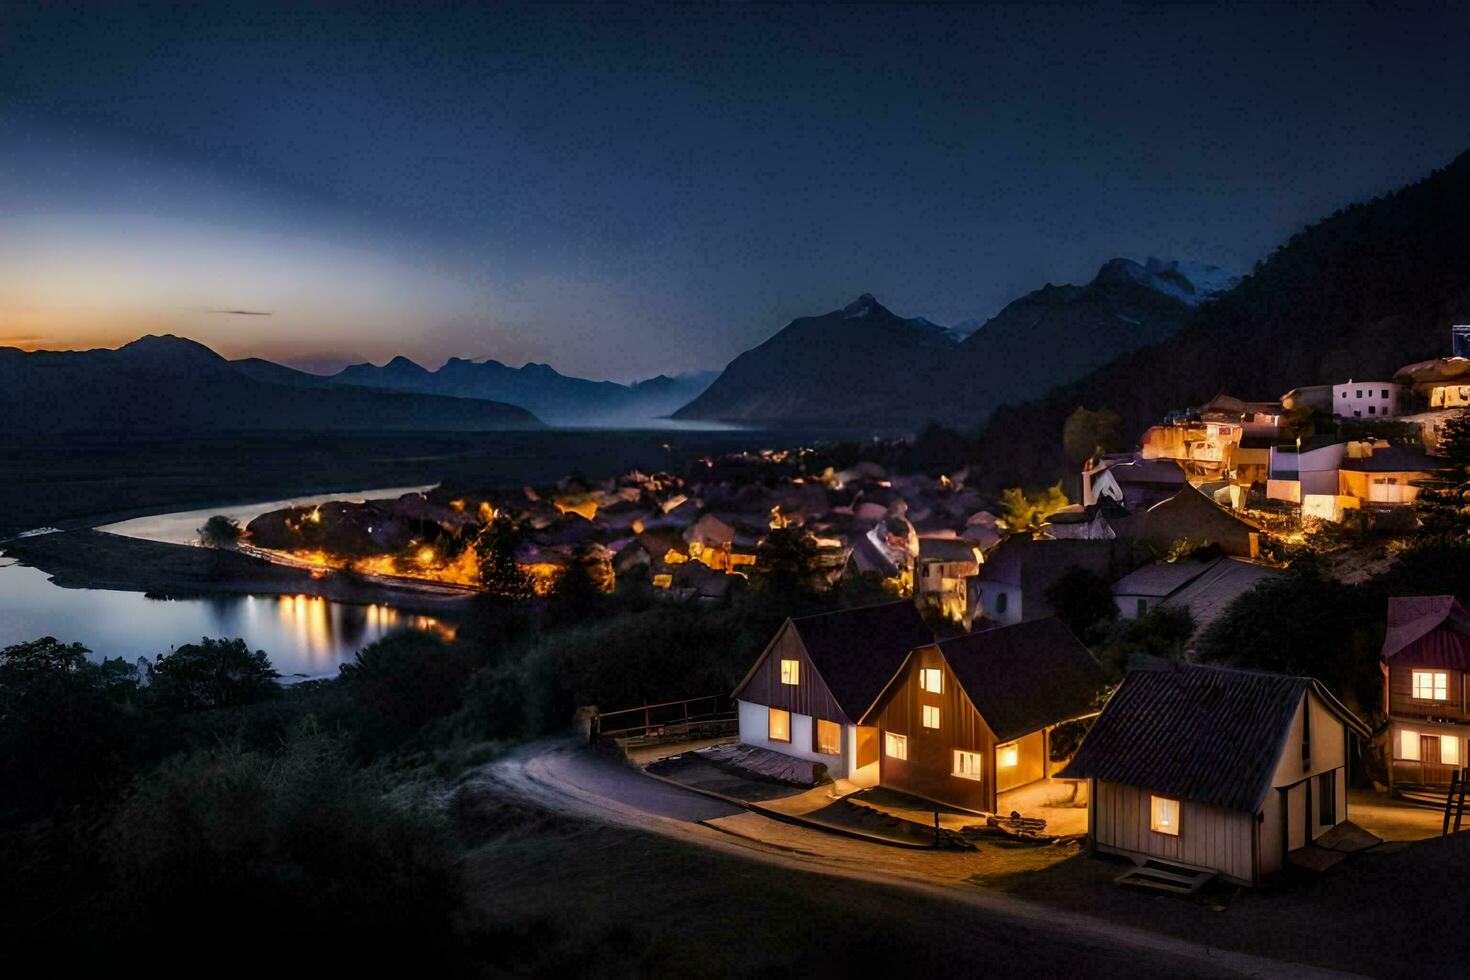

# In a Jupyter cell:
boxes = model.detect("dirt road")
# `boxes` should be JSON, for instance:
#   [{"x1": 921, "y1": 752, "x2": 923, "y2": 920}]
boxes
[{"x1": 471, "y1": 738, "x2": 1362, "y2": 979}]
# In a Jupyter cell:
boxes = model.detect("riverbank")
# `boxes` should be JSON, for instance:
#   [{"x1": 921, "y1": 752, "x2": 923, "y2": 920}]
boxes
[{"x1": 4, "y1": 530, "x2": 473, "y2": 615}]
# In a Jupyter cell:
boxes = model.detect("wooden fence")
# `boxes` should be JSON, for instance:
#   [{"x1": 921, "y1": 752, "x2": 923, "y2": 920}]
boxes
[{"x1": 592, "y1": 694, "x2": 738, "y2": 745}]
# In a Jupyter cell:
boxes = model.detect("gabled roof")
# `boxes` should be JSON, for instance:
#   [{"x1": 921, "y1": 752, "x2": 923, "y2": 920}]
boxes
[
  {"x1": 1340, "y1": 446, "x2": 1437, "y2": 473},
  {"x1": 1110, "y1": 560, "x2": 1213, "y2": 599},
  {"x1": 917, "y1": 537, "x2": 980, "y2": 563},
  {"x1": 920, "y1": 619, "x2": 1108, "y2": 741},
  {"x1": 1058, "y1": 662, "x2": 1368, "y2": 813},
  {"x1": 734, "y1": 601, "x2": 933, "y2": 721},
  {"x1": 1382, "y1": 595, "x2": 1470, "y2": 667},
  {"x1": 1107, "y1": 458, "x2": 1188, "y2": 486},
  {"x1": 1161, "y1": 558, "x2": 1282, "y2": 636}
]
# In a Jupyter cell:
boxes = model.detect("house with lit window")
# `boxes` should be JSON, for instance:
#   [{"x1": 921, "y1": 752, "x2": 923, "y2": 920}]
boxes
[
  {"x1": 1381, "y1": 595, "x2": 1470, "y2": 789},
  {"x1": 1059, "y1": 661, "x2": 1369, "y2": 887},
  {"x1": 859, "y1": 618, "x2": 1109, "y2": 813},
  {"x1": 914, "y1": 536, "x2": 982, "y2": 624},
  {"x1": 731, "y1": 602, "x2": 933, "y2": 785}
]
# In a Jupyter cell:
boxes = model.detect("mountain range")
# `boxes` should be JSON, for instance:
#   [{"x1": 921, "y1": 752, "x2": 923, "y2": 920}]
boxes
[
  {"x1": 0, "y1": 336, "x2": 541, "y2": 435},
  {"x1": 674, "y1": 258, "x2": 1236, "y2": 427},
  {"x1": 325, "y1": 357, "x2": 718, "y2": 426}
]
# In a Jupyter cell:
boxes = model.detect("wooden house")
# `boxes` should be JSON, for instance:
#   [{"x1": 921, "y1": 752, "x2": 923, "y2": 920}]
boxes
[
  {"x1": 914, "y1": 536, "x2": 981, "y2": 624},
  {"x1": 1059, "y1": 662, "x2": 1369, "y2": 886},
  {"x1": 1381, "y1": 595, "x2": 1470, "y2": 788},
  {"x1": 732, "y1": 602, "x2": 933, "y2": 784},
  {"x1": 859, "y1": 618, "x2": 1109, "y2": 813}
]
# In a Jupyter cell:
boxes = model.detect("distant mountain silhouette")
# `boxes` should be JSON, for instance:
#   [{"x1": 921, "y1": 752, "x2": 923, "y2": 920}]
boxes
[
  {"x1": 331, "y1": 357, "x2": 717, "y2": 425},
  {"x1": 972, "y1": 149, "x2": 1470, "y2": 489},
  {"x1": 673, "y1": 263, "x2": 1230, "y2": 427},
  {"x1": 0, "y1": 335, "x2": 542, "y2": 436}
]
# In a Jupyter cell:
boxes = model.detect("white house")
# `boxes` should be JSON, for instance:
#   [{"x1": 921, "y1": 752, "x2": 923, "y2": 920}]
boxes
[
  {"x1": 1333, "y1": 380, "x2": 1407, "y2": 419},
  {"x1": 731, "y1": 602, "x2": 933, "y2": 784},
  {"x1": 1060, "y1": 662, "x2": 1369, "y2": 887}
]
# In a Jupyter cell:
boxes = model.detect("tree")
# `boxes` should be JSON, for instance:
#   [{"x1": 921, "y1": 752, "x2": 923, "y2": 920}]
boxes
[
  {"x1": 545, "y1": 542, "x2": 607, "y2": 629},
  {"x1": 997, "y1": 483, "x2": 1069, "y2": 534},
  {"x1": 1415, "y1": 409, "x2": 1470, "y2": 540},
  {"x1": 751, "y1": 528, "x2": 822, "y2": 596},
  {"x1": 1062, "y1": 407, "x2": 1124, "y2": 466},
  {"x1": 473, "y1": 515, "x2": 532, "y2": 601},
  {"x1": 1093, "y1": 606, "x2": 1195, "y2": 676},
  {"x1": 198, "y1": 515, "x2": 244, "y2": 548},
  {"x1": 147, "y1": 638, "x2": 279, "y2": 714},
  {"x1": 1042, "y1": 566, "x2": 1118, "y2": 644},
  {"x1": 337, "y1": 632, "x2": 478, "y2": 754}
]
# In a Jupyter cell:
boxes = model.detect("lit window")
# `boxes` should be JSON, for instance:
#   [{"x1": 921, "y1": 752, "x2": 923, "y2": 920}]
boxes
[
  {"x1": 919, "y1": 668, "x2": 943, "y2": 693},
  {"x1": 768, "y1": 707, "x2": 790, "y2": 742},
  {"x1": 997, "y1": 741, "x2": 1019, "y2": 768},
  {"x1": 885, "y1": 732, "x2": 908, "y2": 760},
  {"x1": 1444, "y1": 735, "x2": 1461, "y2": 767},
  {"x1": 922, "y1": 704, "x2": 941, "y2": 729},
  {"x1": 1399, "y1": 729, "x2": 1421, "y2": 761},
  {"x1": 953, "y1": 750, "x2": 982, "y2": 780},
  {"x1": 1150, "y1": 795, "x2": 1181, "y2": 836},
  {"x1": 652, "y1": 574, "x2": 672, "y2": 589},
  {"x1": 1412, "y1": 670, "x2": 1448, "y2": 701},
  {"x1": 814, "y1": 719, "x2": 841, "y2": 756},
  {"x1": 780, "y1": 659, "x2": 800, "y2": 686}
]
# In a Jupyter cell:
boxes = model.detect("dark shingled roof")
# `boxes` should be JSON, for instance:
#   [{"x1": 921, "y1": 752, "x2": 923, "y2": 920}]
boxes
[
  {"x1": 936, "y1": 619, "x2": 1109, "y2": 741},
  {"x1": 788, "y1": 602, "x2": 934, "y2": 720},
  {"x1": 1058, "y1": 662, "x2": 1367, "y2": 812},
  {"x1": 1340, "y1": 446, "x2": 1437, "y2": 473}
]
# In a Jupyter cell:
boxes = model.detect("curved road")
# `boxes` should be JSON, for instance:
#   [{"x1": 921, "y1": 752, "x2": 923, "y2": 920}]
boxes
[{"x1": 472, "y1": 738, "x2": 1360, "y2": 979}]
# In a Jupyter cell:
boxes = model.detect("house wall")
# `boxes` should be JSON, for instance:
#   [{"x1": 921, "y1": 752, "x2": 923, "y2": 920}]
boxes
[
  {"x1": 1431, "y1": 384, "x2": 1470, "y2": 408},
  {"x1": 1092, "y1": 780, "x2": 1257, "y2": 885},
  {"x1": 1387, "y1": 718, "x2": 1470, "y2": 786},
  {"x1": 970, "y1": 580, "x2": 1022, "y2": 626},
  {"x1": 1338, "y1": 469, "x2": 1426, "y2": 506},
  {"x1": 736, "y1": 699, "x2": 849, "y2": 778},
  {"x1": 1387, "y1": 663, "x2": 1469, "y2": 721},
  {"x1": 871, "y1": 645, "x2": 997, "y2": 812},
  {"x1": 995, "y1": 728, "x2": 1046, "y2": 793},
  {"x1": 738, "y1": 623, "x2": 848, "y2": 722},
  {"x1": 1333, "y1": 382, "x2": 1405, "y2": 419},
  {"x1": 1114, "y1": 592, "x2": 1160, "y2": 620}
]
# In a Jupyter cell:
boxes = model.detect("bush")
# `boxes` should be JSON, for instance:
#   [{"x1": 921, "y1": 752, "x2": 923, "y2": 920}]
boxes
[
  {"x1": 147, "y1": 637, "x2": 280, "y2": 715},
  {"x1": 338, "y1": 631, "x2": 481, "y2": 755}
]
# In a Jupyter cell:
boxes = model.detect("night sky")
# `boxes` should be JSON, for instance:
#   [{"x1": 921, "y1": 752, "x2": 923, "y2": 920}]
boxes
[{"x1": 3, "y1": 2, "x2": 1467, "y2": 380}]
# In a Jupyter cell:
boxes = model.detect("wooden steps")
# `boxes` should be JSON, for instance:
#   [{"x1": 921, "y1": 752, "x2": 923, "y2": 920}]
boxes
[{"x1": 1114, "y1": 860, "x2": 1216, "y2": 895}]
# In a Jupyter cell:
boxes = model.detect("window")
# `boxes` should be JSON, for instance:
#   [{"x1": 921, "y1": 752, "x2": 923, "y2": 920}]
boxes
[
  {"x1": 1340, "y1": 391, "x2": 1347, "y2": 398},
  {"x1": 885, "y1": 732, "x2": 908, "y2": 760},
  {"x1": 919, "y1": 668, "x2": 943, "y2": 693},
  {"x1": 1368, "y1": 405, "x2": 1376, "y2": 415},
  {"x1": 1413, "y1": 670, "x2": 1448, "y2": 701},
  {"x1": 922, "y1": 704, "x2": 941, "y2": 729},
  {"x1": 1317, "y1": 772, "x2": 1336, "y2": 826},
  {"x1": 813, "y1": 718, "x2": 841, "y2": 755},
  {"x1": 1400, "y1": 728, "x2": 1421, "y2": 760},
  {"x1": 1150, "y1": 796, "x2": 1181, "y2": 836},
  {"x1": 953, "y1": 750, "x2": 982, "y2": 780},
  {"x1": 1356, "y1": 389, "x2": 1363, "y2": 398},
  {"x1": 1381, "y1": 389, "x2": 1390, "y2": 399},
  {"x1": 995, "y1": 592, "x2": 1008, "y2": 615},
  {"x1": 997, "y1": 741, "x2": 1019, "y2": 768},
  {"x1": 1443, "y1": 734, "x2": 1461, "y2": 767},
  {"x1": 779, "y1": 658, "x2": 800, "y2": 685},
  {"x1": 767, "y1": 707, "x2": 790, "y2": 742}
]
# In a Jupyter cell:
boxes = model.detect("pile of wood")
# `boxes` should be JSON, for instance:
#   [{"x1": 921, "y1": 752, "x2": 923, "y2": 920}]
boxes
[{"x1": 960, "y1": 811, "x2": 1051, "y2": 843}]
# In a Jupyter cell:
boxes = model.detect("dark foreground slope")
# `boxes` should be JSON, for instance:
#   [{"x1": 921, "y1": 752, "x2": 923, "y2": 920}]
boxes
[
  {"x1": 0, "y1": 335, "x2": 541, "y2": 437},
  {"x1": 973, "y1": 150, "x2": 1470, "y2": 488}
]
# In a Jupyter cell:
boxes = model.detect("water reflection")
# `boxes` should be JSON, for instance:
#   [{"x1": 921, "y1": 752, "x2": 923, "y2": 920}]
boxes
[{"x1": 0, "y1": 561, "x2": 453, "y2": 679}]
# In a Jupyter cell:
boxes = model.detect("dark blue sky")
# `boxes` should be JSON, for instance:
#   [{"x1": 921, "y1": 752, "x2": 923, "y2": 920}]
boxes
[{"x1": 3, "y1": 2, "x2": 1467, "y2": 379}]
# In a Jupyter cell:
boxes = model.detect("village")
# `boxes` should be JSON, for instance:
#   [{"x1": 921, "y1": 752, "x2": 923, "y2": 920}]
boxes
[{"x1": 223, "y1": 343, "x2": 1470, "y2": 901}]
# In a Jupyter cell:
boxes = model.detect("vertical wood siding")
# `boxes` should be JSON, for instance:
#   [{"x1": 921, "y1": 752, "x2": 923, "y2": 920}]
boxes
[
  {"x1": 740, "y1": 624, "x2": 849, "y2": 723},
  {"x1": 873, "y1": 645, "x2": 996, "y2": 811},
  {"x1": 1388, "y1": 664, "x2": 1468, "y2": 721},
  {"x1": 1094, "y1": 780, "x2": 1256, "y2": 885}
]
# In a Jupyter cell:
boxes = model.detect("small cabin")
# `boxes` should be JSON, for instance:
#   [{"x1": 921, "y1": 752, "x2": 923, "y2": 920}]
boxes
[
  {"x1": 1381, "y1": 595, "x2": 1470, "y2": 787},
  {"x1": 860, "y1": 618, "x2": 1108, "y2": 813},
  {"x1": 1060, "y1": 662, "x2": 1369, "y2": 886},
  {"x1": 731, "y1": 602, "x2": 933, "y2": 784}
]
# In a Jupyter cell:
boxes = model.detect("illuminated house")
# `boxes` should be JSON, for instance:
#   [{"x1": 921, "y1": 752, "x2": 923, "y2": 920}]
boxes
[
  {"x1": 1381, "y1": 596, "x2": 1470, "y2": 789},
  {"x1": 1332, "y1": 380, "x2": 1407, "y2": 419},
  {"x1": 1060, "y1": 661, "x2": 1368, "y2": 887},
  {"x1": 732, "y1": 602, "x2": 933, "y2": 784},
  {"x1": 861, "y1": 618, "x2": 1108, "y2": 813},
  {"x1": 914, "y1": 537, "x2": 981, "y2": 623}
]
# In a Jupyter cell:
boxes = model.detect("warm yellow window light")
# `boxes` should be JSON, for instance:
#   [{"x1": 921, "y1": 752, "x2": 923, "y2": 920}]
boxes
[
  {"x1": 1443, "y1": 735, "x2": 1461, "y2": 767},
  {"x1": 953, "y1": 749, "x2": 982, "y2": 780},
  {"x1": 997, "y1": 741, "x2": 1019, "y2": 768},
  {"x1": 815, "y1": 719, "x2": 841, "y2": 756},
  {"x1": 652, "y1": 573, "x2": 672, "y2": 589},
  {"x1": 922, "y1": 704, "x2": 940, "y2": 729},
  {"x1": 1150, "y1": 795, "x2": 1180, "y2": 836},
  {"x1": 780, "y1": 659, "x2": 800, "y2": 685},
  {"x1": 885, "y1": 732, "x2": 908, "y2": 760},
  {"x1": 768, "y1": 707, "x2": 791, "y2": 742},
  {"x1": 1400, "y1": 729, "x2": 1421, "y2": 760},
  {"x1": 919, "y1": 667, "x2": 942, "y2": 693},
  {"x1": 1413, "y1": 670, "x2": 1449, "y2": 700}
]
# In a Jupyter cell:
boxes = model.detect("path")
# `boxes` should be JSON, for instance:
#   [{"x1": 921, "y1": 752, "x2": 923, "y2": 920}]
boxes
[{"x1": 471, "y1": 738, "x2": 1362, "y2": 979}]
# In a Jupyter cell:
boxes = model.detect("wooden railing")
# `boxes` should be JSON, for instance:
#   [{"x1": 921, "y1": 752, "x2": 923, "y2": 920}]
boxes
[{"x1": 593, "y1": 694, "x2": 737, "y2": 744}]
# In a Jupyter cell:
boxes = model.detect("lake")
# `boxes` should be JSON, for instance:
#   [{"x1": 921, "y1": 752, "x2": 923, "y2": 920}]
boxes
[{"x1": 1, "y1": 485, "x2": 453, "y2": 679}]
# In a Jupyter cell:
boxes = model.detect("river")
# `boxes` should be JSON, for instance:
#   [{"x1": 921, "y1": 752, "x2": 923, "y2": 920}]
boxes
[{"x1": 0, "y1": 485, "x2": 452, "y2": 679}]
